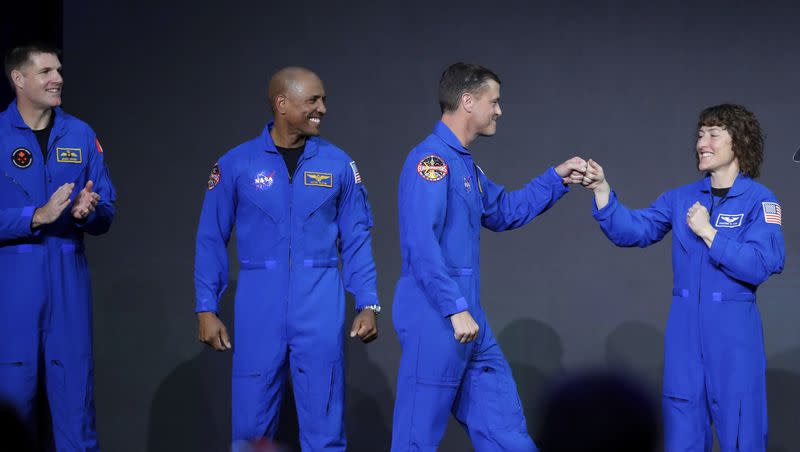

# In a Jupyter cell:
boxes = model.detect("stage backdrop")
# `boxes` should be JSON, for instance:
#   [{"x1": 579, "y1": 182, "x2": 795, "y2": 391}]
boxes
[{"x1": 62, "y1": 1, "x2": 798, "y2": 451}]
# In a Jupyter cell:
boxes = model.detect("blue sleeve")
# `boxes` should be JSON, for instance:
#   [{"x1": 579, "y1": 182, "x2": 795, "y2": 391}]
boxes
[
  {"x1": 400, "y1": 156, "x2": 468, "y2": 317},
  {"x1": 74, "y1": 132, "x2": 116, "y2": 235},
  {"x1": 592, "y1": 190, "x2": 673, "y2": 247},
  {"x1": 480, "y1": 166, "x2": 570, "y2": 232},
  {"x1": 194, "y1": 158, "x2": 236, "y2": 313},
  {"x1": 0, "y1": 206, "x2": 40, "y2": 241},
  {"x1": 337, "y1": 161, "x2": 379, "y2": 310},
  {"x1": 708, "y1": 196, "x2": 785, "y2": 285}
]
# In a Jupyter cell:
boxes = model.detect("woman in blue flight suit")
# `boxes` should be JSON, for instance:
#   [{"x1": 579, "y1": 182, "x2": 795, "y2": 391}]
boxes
[{"x1": 582, "y1": 104, "x2": 784, "y2": 452}]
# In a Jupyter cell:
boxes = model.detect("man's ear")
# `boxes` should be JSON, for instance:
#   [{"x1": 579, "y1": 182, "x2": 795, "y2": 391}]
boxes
[
  {"x1": 274, "y1": 94, "x2": 287, "y2": 115},
  {"x1": 10, "y1": 69, "x2": 24, "y2": 90},
  {"x1": 461, "y1": 92, "x2": 473, "y2": 113}
]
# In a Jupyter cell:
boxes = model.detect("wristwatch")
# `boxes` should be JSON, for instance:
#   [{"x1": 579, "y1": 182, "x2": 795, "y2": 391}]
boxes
[{"x1": 358, "y1": 304, "x2": 381, "y2": 315}]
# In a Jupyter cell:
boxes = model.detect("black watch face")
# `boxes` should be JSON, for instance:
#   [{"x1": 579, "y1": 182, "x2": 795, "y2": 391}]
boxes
[{"x1": 794, "y1": 147, "x2": 800, "y2": 162}]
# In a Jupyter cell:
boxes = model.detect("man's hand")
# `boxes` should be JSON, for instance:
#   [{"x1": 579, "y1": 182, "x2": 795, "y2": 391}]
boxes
[
  {"x1": 350, "y1": 309, "x2": 378, "y2": 343},
  {"x1": 687, "y1": 201, "x2": 717, "y2": 247},
  {"x1": 450, "y1": 311, "x2": 479, "y2": 343},
  {"x1": 32, "y1": 183, "x2": 75, "y2": 229},
  {"x1": 197, "y1": 312, "x2": 231, "y2": 351},
  {"x1": 71, "y1": 180, "x2": 101, "y2": 221},
  {"x1": 554, "y1": 156, "x2": 588, "y2": 185}
]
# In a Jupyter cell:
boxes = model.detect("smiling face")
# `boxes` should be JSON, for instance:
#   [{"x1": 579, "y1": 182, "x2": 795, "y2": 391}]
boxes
[
  {"x1": 281, "y1": 72, "x2": 326, "y2": 137},
  {"x1": 469, "y1": 79, "x2": 502, "y2": 137},
  {"x1": 12, "y1": 52, "x2": 63, "y2": 110},
  {"x1": 696, "y1": 125, "x2": 738, "y2": 174}
]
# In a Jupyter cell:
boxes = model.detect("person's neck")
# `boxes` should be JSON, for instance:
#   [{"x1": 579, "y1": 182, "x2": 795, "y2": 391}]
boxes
[
  {"x1": 270, "y1": 122, "x2": 306, "y2": 149},
  {"x1": 441, "y1": 113, "x2": 477, "y2": 148},
  {"x1": 709, "y1": 162, "x2": 740, "y2": 188},
  {"x1": 17, "y1": 98, "x2": 53, "y2": 131}
]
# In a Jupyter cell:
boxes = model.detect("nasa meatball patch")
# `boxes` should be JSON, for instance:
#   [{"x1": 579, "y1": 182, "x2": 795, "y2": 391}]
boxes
[
  {"x1": 417, "y1": 154, "x2": 448, "y2": 182},
  {"x1": 207, "y1": 163, "x2": 220, "y2": 190}
]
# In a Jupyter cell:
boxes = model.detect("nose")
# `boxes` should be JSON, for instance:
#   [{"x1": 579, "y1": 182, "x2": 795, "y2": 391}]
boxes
[
  {"x1": 316, "y1": 99, "x2": 327, "y2": 115},
  {"x1": 495, "y1": 104, "x2": 502, "y2": 117},
  {"x1": 53, "y1": 70, "x2": 64, "y2": 84},
  {"x1": 697, "y1": 135, "x2": 709, "y2": 149}
]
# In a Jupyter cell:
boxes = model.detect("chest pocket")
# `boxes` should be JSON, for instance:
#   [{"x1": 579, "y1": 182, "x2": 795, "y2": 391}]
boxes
[
  {"x1": 240, "y1": 169, "x2": 284, "y2": 223},
  {"x1": 49, "y1": 148, "x2": 88, "y2": 187},
  {"x1": 298, "y1": 170, "x2": 339, "y2": 223}
]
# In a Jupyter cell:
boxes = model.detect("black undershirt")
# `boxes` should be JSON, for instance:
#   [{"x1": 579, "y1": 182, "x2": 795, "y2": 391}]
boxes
[
  {"x1": 711, "y1": 187, "x2": 730, "y2": 198},
  {"x1": 33, "y1": 112, "x2": 55, "y2": 161},
  {"x1": 276, "y1": 144, "x2": 305, "y2": 181}
]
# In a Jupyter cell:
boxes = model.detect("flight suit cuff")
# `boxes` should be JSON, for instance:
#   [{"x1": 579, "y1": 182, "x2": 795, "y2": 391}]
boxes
[
  {"x1": 545, "y1": 167, "x2": 570, "y2": 194},
  {"x1": 19, "y1": 206, "x2": 42, "y2": 237},
  {"x1": 708, "y1": 232, "x2": 729, "y2": 266},
  {"x1": 441, "y1": 297, "x2": 469, "y2": 317},
  {"x1": 195, "y1": 298, "x2": 219, "y2": 314},
  {"x1": 73, "y1": 210, "x2": 98, "y2": 229},
  {"x1": 354, "y1": 291, "x2": 380, "y2": 311},
  {"x1": 592, "y1": 190, "x2": 618, "y2": 220}
]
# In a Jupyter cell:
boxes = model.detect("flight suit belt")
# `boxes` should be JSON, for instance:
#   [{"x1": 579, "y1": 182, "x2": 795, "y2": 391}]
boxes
[
  {"x1": 0, "y1": 243, "x2": 84, "y2": 254},
  {"x1": 239, "y1": 257, "x2": 339, "y2": 269},
  {"x1": 400, "y1": 266, "x2": 474, "y2": 277},
  {"x1": 672, "y1": 288, "x2": 755, "y2": 302}
]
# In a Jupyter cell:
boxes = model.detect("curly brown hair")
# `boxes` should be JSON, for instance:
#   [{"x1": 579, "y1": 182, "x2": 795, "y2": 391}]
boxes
[{"x1": 697, "y1": 104, "x2": 764, "y2": 178}]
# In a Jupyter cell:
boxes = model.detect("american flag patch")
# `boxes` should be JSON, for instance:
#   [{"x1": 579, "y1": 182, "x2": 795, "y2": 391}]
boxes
[
  {"x1": 762, "y1": 202, "x2": 782, "y2": 225},
  {"x1": 350, "y1": 161, "x2": 362, "y2": 184}
]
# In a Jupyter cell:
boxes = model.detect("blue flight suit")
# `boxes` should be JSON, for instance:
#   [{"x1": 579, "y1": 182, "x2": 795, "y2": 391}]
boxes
[
  {"x1": 592, "y1": 175, "x2": 784, "y2": 451},
  {"x1": 392, "y1": 121, "x2": 569, "y2": 451},
  {"x1": 0, "y1": 100, "x2": 116, "y2": 450},
  {"x1": 194, "y1": 122, "x2": 379, "y2": 451}
]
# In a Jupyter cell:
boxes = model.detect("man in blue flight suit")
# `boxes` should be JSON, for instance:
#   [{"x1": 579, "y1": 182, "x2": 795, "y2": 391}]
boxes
[
  {"x1": 581, "y1": 104, "x2": 784, "y2": 451},
  {"x1": 0, "y1": 44, "x2": 116, "y2": 450},
  {"x1": 391, "y1": 63, "x2": 587, "y2": 451},
  {"x1": 194, "y1": 67, "x2": 380, "y2": 451}
]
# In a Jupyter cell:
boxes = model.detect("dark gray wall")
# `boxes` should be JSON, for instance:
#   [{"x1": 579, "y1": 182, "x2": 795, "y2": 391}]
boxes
[{"x1": 62, "y1": 1, "x2": 799, "y2": 451}]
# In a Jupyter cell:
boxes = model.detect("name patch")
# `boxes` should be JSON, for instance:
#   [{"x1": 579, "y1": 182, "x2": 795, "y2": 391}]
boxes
[
  {"x1": 304, "y1": 171, "x2": 333, "y2": 188},
  {"x1": 715, "y1": 213, "x2": 743, "y2": 228},
  {"x1": 56, "y1": 148, "x2": 82, "y2": 164}
]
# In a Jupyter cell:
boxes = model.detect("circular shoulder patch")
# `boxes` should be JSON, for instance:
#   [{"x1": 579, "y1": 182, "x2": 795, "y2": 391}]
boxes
[
  {"x1": 417, "y1": 154, "x2": 448, "y2": 182},
  {"x1": 207, "y1": 163, "x2": 220, "y2": 190},
  {"x1": 11, "y1": 148, "x2": 33, "y2": 169}
]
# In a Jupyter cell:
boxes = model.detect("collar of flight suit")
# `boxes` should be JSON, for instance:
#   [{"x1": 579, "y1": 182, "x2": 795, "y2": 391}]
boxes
[
  {"x1": 433, "y1": 120, "x2": 471, "y2": 155},
  {"x1": 259, "y1": 121, "x2": 320, "y2": 161},
  {"x1": 5, "y1": 99, "x2": 68, "y2": 142},
  {"x1": 698, "y1": 171, "x2": 752, "y2": 198}
]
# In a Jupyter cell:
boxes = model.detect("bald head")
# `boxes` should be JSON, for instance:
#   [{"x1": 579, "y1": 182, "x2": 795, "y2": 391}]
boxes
[
  {"x1": 268, "y1": 67, "x2": 322, "y2": 112},
  {"x1": 268, "y1": 67, "x2": 327, "y2": 138}
]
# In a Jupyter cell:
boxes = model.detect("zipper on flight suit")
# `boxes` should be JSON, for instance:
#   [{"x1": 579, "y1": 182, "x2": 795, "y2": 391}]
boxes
[{"x1": 695, "y1": 191, "x2": 725, "y2": 362}]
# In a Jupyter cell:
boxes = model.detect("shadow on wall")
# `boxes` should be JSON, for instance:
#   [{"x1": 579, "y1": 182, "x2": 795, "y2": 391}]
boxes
[
  {"x1": 343, "y1": 305, "x2": 394, "y2": 452},
  {"x1": 497, "y1": 318, "x2": 565, "y2": 438},
  {"x1": 605, "y1": 321, "x2": 665, "y2": 394},
  {"x1": 766, "y1": 348, "x2": 800, "y2": 452}
]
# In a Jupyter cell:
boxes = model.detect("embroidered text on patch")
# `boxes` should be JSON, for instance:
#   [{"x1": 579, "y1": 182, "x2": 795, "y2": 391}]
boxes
[
  {"x1": 304, "y1": 171, "x2": 333, "y2": 188},
  {"x1": 417, "y1": 155, "x2": 448, "y2": 181},
  {"x1": 715, "y1": 213, "x2": 743, "y2": 228},
  {"x1": 350, "y1": 161, "x2": 362, "y2": 184},
  {"x1": 762, "y1": 202, "x2": 782, "y2": 225},
  {"x1": 56, "y1": 148, "x2": 82, "y2": 164}
]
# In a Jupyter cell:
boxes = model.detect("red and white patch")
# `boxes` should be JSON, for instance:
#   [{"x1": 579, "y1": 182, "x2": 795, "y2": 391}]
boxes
[
  {"x1": 207, "y1": 163, "x2": 221, "y2": 190},
  {"x1": 95, "y1": 137, "x2": 104, "y2": 153},
  {"x1": 417, "y1": 154, "x2": 448, "y2": 182},
  {"x1": 762, "y1": 202, "x2": 782, "y2": 225}
]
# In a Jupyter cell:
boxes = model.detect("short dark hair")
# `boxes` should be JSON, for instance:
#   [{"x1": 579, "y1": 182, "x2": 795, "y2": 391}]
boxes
[
  {"x1": 438, "y1": 63, "x2": 501, "y2": 114},
  {"x1": 4, "y1": 43, "x2": 61, "y2": 84},
  {"x1": 697, "y1": 104, "x2": 764, "y2": 178}
]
